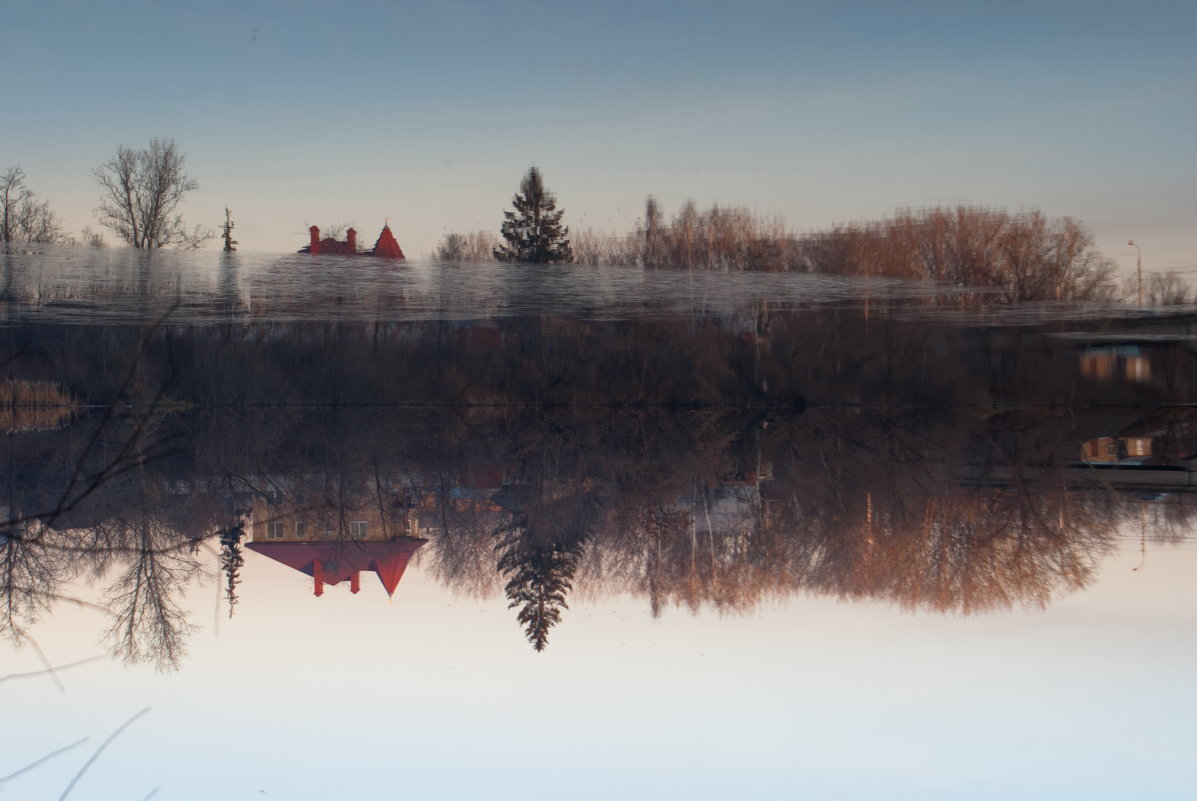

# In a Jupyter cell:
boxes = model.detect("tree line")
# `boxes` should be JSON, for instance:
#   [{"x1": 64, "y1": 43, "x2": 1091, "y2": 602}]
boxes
[
  {"x1": 4, "y1": 402, "x2": 1193, "y2": 662},
  {"x1": 2, "y1": 138, "x2": 212, "y2": 250},
  {"x1": 1, "y1": 146, "x2": 1167, "y2": 304},
  {"x1": 440, "y1": 184, "x2": 1137, "y2": 303}
]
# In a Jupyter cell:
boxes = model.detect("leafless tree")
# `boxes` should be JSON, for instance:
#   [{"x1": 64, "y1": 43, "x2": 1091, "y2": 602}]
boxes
[
  {"x1": 93, "y1": 139, "x2": 213, "y2": 249},
  {"x1": 0, "y1": 523, "x2": 67, "y2": 647},
  {"x1": 79, "y1": 226, "x2": 105, "y2": 248},
  {"x1": 0, "y1": 166, "x2": 66, "y2": 244},
  {"x1": 1143, "y1": 271, "x2": 1193, "y2": 306},
  {"x1": 434, "y1": 230, "x2": 498, "y2": 262},
  {"x1": 101, "y1": 516, "x2": 199, "y2": 671}
]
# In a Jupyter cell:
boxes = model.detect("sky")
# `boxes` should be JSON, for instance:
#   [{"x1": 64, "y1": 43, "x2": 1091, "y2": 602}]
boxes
[
  {"x1": 5, "y1": 539, "x2": 1195, "y2": 799},
  {"x1": 4, "y1": 0, "x2": 1195, "y2": 269}
]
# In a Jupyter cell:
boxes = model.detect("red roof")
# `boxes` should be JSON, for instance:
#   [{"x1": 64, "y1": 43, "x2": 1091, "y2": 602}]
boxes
[
  {"x1": 247, "y1": 538, "x2": 427, "y2": 597},
  {"x1": 372, "y1": 225, "x2": 405, "y2": 259}
]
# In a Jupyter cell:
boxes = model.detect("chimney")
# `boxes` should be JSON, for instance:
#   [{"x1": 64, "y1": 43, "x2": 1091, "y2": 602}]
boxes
[
  {"x1": 309, "y1": 225, "x2": 321, "y2": 255},
  {"x1": 350, "y1": 571, "x2": 361, "y2": 594},
  {"x1": 313, "y1": 559, "x2": 325, "y2": 596},
  {"x1": 347, "y1": 228, "x2": 357, "y2": 253}
]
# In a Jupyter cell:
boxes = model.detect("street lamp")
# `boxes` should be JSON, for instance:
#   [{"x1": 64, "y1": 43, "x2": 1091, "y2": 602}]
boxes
[{"x1": 1128, "y1": 240, "x2": 1142, "y2": 306}]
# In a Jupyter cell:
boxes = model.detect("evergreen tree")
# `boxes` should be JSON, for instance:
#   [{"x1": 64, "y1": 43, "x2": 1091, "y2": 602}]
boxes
[
  {"x1": 219, "y1": 524, "x2": 245, "y2": 619},
  {"x1": 494, "y1": 517, "x2": 587, "y2": 651},
  {"x1": 221, "y1": 207, "x2": 238, "y2": 253},
  {"x1": 494, "y1": 167, "x2": 573, "y2": 264}
]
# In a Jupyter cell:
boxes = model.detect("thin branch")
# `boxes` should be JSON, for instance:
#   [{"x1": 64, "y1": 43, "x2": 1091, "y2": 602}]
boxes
[
  {"x1": 20, "y1": 629, "x2": 65, "y2": 694},
  {"x1": 0, "y1": 654, "x2": 108, "y2": 685},
  {"x1": 0, "y1": 738, "x2": 89, "y2": 785},
  {"x1": 58, "y1": 707, "x2": 151, "y2": 801}
]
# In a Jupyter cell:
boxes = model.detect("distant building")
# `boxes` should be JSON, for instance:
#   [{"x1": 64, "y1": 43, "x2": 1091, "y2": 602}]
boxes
[
  {"x1": 247, "y1": 537, "x2": 426, "y2": 598},
  {"x1": 1080, "y1": 345, "x2": 1151, "y2": 383},
  {"x1": 245, "y1": 484, "x2": 426, "y2": 598},
  {"x1": 300, "y1": 224, "x2": 406, "y2": 259}
]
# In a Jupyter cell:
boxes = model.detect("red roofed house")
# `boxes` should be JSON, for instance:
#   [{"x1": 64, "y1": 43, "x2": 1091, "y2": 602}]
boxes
[
  {"x1": 300, "y1": 223, "x2": 406, "y2": 259},
  {"x1": 247, "y1": 538, "x2": 426, "y2": 598},
  {"x1": 246, "y1": 484, "x2": 427, "y2": 598}
]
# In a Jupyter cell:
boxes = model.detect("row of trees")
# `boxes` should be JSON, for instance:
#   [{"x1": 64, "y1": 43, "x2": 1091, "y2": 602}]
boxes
[
  {"x1": 6, "y1": 398, "x2": 1193, "y2": 662},
  {"x1": 0, "y1": 167, "x2": 66, "y2": 244},
  {"x1": 438, "y1": 188, "x2": 1128, "y2": 303},
  {"x1": 801, "y1": 206, "x2": 1117, "y2": 302},
  {"x1": 2, "y1": 138, "x2": 212, "y2": 251},
  {"x1": 2, "y1": 148, "x2": 1159, "y2": 304}
]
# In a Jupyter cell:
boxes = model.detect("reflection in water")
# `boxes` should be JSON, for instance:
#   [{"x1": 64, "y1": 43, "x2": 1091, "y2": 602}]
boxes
[
  {"x1": 1, "y1": 250, "x2": 1195, "y2": 670},
  {"x1": 3, "y1": 403, "x2": 1193, "y2": 663}
]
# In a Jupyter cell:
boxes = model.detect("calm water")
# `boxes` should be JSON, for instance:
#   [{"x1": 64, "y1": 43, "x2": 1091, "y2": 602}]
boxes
[{"x1": 2, "y1": 246, "x2": 1194, "y2": 800}]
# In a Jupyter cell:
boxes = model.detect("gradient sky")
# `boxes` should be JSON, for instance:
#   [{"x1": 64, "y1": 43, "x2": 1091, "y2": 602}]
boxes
[
  {"x1": 5, "y1": 0, "x2": 1195, "y2": 268},
  {"x1": 6, "y1": 540, "x2": 1195, "y2": 799}
]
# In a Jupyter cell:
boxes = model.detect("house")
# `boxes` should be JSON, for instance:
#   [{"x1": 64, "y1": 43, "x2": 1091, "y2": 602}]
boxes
[
  {"x1": 244, "y1": 482, "x2": 427, "y2": 597},
  {"x1": 300, "y1": 223, "x2": 406, "y2": 259},
  {"x1": 247, "y1": 537, "x2": 426, "y2": 598}
]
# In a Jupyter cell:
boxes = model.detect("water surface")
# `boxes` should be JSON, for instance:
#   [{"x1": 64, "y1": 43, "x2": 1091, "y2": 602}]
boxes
[{"x1": 2, "y1": 247, "x2": 1194, "y2": 800}]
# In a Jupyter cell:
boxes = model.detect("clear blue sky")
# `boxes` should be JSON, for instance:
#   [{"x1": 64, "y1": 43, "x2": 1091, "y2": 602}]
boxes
[{"x1": 6, "y1": 0, "x2": 1194, "y2": 268}]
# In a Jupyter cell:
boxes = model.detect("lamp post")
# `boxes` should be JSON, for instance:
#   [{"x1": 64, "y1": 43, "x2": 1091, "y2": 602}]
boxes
[{"x1": 1128, "y1": 240, "x2": 1142, "y2": 306}]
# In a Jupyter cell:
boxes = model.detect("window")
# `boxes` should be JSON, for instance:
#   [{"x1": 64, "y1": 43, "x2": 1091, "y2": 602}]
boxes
[
  {"x1": 349, "y1": 520, "x2": 369, "y2": 540},
  {"x1": 1125, "y1": 356, "x2": 1151, "y2": 383},
  {"x1": 266, "y1": 522, "x2": 284, "y2": 539},
  {"x1": 294, "y1": 521, "x2": 307, "y2": 539}
]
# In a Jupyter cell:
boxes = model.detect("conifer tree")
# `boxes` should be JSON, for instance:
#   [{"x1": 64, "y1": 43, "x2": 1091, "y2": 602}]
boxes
[
  {"x1": 219, "y1": 524, "x2": 245, "y2": 619},
  {"x1": 494, "y1": 517, "x2": 587, "y2": 651},
  {"x1": 494, "y1": 167, "x2": 573, "y2": 264}
]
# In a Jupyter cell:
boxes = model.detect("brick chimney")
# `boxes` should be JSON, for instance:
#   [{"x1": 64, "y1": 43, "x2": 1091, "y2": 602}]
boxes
[
  {"x1": 312, "y1": 559, "x2": 325, "y2": 596},
  {"x1": 309, "y1": 225, "x2": 321, "y2": 255},
  {"x1": 347, "y1": 228, "x2": 357, "y2": 253}
]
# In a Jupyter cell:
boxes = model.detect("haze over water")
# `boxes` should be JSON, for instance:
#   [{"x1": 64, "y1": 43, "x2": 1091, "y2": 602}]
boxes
[{"x1": 1, "y1": 247, "x2": 1194, "y2": 799}]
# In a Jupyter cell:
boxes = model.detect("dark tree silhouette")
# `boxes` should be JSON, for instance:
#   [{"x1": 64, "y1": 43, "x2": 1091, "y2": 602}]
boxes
[
  {"x1": 494, "y1": 167, "x2": 573, "y2": 264},
  {"x1": 0, "y1": 524, "x2": 63, "y2": 647},
  {"x1": 93, "y1": 138, "x2": 213, "y2": 249},
  {"x1": 0, "y1": 166, "x2": 66, "y2": 244},
  {"x1": 221, "y1": 207, "x2": 238, "y2": 253},
  {"x1": 494, "y1": 517, "x2": 586, "y2": 651},
  {"x1": 102, "y1": 518, "x2": 199, "y2": 671},
  {"x1": 219, "y1": 523, "x2": 245, "y2": 618}
]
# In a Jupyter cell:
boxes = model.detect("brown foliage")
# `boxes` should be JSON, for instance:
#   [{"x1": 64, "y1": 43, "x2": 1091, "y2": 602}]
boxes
[{"x1": 801, "y1": 206, "x2": 1118, "y2": 302}]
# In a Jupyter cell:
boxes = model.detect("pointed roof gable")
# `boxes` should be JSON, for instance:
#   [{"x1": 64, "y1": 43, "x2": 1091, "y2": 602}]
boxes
[{"x1": 372, "y1": 225, "x2": 405, "y2": 259}]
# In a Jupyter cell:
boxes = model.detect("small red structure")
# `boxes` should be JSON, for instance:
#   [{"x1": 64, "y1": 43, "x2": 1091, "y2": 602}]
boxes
[
  {"x1": 301, "y1": 223, "x2": 405, "y2": 259},
  {"x1": 247, "y1": 538, "x2": 427, "y2": 598}
]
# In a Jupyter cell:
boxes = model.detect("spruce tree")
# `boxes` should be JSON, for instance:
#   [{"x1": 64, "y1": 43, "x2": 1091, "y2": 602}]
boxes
[
  {"x1": 494, "y1": 167, "x2": 573, "y2": 264},
  {"x1": 494, "y1": 517, "x2": 587, "y2": 651},
  {"x1": 219, "y1": 524, "x2": 245, "y2": 619}
]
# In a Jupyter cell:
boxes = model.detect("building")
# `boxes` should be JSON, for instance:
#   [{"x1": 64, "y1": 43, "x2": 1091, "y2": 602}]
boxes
[
  {"x1": 247, "y1": 537, "x2": 426, "y2": 597},
  {"x1": 300, "y1": 224, "x2": 406, "y2": 259},
  {"x1": 244, "y1": 481, "x2": 427, "y2": 598}
]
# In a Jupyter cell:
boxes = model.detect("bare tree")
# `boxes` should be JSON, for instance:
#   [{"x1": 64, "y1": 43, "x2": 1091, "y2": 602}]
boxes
[
  {"x1": 0, "y1": 167, "x2": 66, "y2": 244},
  {"x1": 94, "y1": 139, "x2": 214, "y2": 249},
  {"x1": 79, "y1": 226, "x2": 105, "y2": 248},
  {"x1": 102, "y1": 516, "x2": 199, "y2": 671},
  {"x1": 434, "y1": 230, "x2": 498, "y2": 262}
]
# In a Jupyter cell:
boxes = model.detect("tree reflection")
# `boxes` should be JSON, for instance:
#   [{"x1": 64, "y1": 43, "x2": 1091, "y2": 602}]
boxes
[
  {"x1": 495, "y1": 517, "x2": 587, "y2": 651},
  {"x1": 218, "y1": 521, "x2": 245, "y2": 618},
  {"x1": 101, "y1": 517, "x2": 200, "y2": 671},
  {"x1": 0, "y1": 522, "x2": 63, "y2": 648},
  {"x1": 1, "y1": 383, "x2": 1194, "y2": 661}
]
